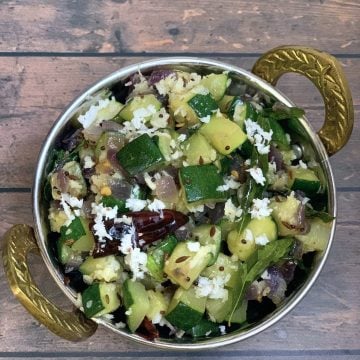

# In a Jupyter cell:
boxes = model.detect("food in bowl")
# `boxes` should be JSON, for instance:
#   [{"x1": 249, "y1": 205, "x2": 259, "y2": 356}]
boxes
[{"x1": 45, "y1": 68, "x2": 332, "y2": 340}]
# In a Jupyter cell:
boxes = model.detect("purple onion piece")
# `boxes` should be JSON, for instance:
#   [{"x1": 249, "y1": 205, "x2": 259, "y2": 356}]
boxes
[
  {"x1": 148, "y1": 70, "x2": 175, "y2": 86},
  {"x1": 206, "y1": 202, "x2": 225, "y2": 224},
  {"x1": 62, "y1": 128, "x2": 84, "y2": 151},
  {"x1": 264, "y1": 266, "x2": 287, "y2": 305},
  {"x1": 268, "y1": 144, "x2": 285, "y2": 171},
  {"x1": 276, "y1": 260, "x2": 297, "y2": 284},
  {"x1": 100, "y1": 120, "x2": 124, "y2": 132},
  {"x1": 109, "y1": 179, "x2": 133, "y2": 200}
]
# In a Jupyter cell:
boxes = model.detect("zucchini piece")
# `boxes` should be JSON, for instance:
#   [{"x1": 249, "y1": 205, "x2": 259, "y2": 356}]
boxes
[
  {"x1": 119, "y1": 94, "x2": 161, "y2": 122},
  {"x1": 200, "y1": 73, "x2": 229, "y2": 101},
  {"x1": 268, "y1": 118, "x2": 290, "y2": 150},
  {"x1": 218, "y1": 95, "x2": 235, "y2": 113},
  {"x1": 165, "y1": 286, "x2": 206, "y2": 330},
  {"x1": 122, "y1": 279, "x2": 150, "y2": 332},
  {"x1": 190, "y1": 224, "x2": 222, "y2": 266},
  {"x1": 224, "y1": 298, "x2": 247, "y2": 324},
  {"x1": 206, "y1": 289, "x2": 236, "y2": 323},
  {"x1": 82, "y1": 283, "x2": 121, "y2": 318},
  {"x1": 116, "y1": 134, "x2": 165, "y2": 176},
  {"x1": 147, "y1": 235, "x2": 178, "y2": 281},
  {"x1": 79, "y1": 255, "x2": 122, "y2": 282},
  {"x1": 199, "y1": 113, "x2": 247, "y2": 155},
  {"x1": 270, "y1": 194, "x2": 303, "y2": 236},
  {"x1": 186, "y1": 318, "x2": 221, "y2": 338},
  {"x1": 169, "y1": 91, "x2": 199, "y2": 126},
  {"x1": 295, "y1": 217, "x2": 331, "y2": 253},
  {"x1": 57, "y1": 237, "x2": 76, "y2": 265},
  {"x1": 145, "y1": 290, "x2": 169, "y2": 323},
  {"x1": 201, "y1": 253, "x2": 239, "y2": 289},
  {"x1": 188, "y1": 93, "x2": 218, "y2": 118},
  {"x1": 60, "y1": 217, "x2": 95, "y2": 253},
  {"x1": 288, "y1": 167, "x2": 321, "y2": 195},
  {"x1": 229, "y1": 99, "x2": 257, "y2": 129},
  {"x1": 179, "y1": 164, "x2": 227, "y2": 204},
  {"x1": 182, "y1": 132, "x2": 217, "y2": 166},
  {"x1": 164, "y1": 242, "x2": 213, "y2": 289}
]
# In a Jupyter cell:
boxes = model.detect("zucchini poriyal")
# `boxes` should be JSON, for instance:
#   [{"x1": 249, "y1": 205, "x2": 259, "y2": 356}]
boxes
[{"x1": 45, "y1": 69, "x2": 332, "y2": 341}]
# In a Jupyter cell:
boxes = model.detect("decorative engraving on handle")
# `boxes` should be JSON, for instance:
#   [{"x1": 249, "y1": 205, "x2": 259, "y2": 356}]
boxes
[
  {"x1": 2, "y1": 224, "x2": 97, "y2": 341},
  {"x1": 252, "y1": 45, "x2": 354, "y2": 156}
]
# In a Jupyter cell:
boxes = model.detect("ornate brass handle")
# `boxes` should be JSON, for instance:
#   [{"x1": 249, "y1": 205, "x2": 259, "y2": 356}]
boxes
[
  {"x1": 252, "y1": 45, "x2": 354, "y2": 156},
  {"x1": 2, "y1": 224, "x2": 97, "y2": 341}
]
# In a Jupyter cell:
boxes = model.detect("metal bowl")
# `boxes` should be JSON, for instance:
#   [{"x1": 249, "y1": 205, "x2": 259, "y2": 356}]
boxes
[{"x1": 2, "y1": 45, "x2": 353, "y2": 349}]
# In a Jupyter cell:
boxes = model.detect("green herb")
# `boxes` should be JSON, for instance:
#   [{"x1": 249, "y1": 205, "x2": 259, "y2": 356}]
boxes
[
  {"x1": 228, "y1": 238, "x2": 294, "y2": 325},
  {"x1": 305, "y1": 206, "x2": 335, "y2": 223},
  {"x1": 264, "y1": 103, "x2": 305, "y2": 121}
]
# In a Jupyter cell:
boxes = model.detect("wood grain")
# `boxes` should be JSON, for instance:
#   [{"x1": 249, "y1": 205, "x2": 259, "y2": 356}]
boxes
[
  {"x1": 0, "y1": 0, "x2": 359, "y2": 54},
  {"x1": 0, "y1": 57, "x2": 359, "y2": 188}
]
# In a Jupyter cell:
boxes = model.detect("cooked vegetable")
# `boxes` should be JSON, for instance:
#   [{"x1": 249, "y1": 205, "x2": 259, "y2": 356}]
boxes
[{"x1": 45, "y1": 67, "x2": 333, "y2": 340}]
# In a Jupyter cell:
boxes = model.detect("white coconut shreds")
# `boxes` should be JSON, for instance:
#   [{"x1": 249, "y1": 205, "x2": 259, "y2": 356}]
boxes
[
  {"x1": 255, "y1": 234, "x2": 270, "y2": 246},
  {"x1": 177, "y1": 134, "x2": 187, "y2": 142},
  {"x1": 219, "y1": 325, "x2": 226, "y2": 335},
  {"x1": 195, "y1": 275, "x2": 230, "y2": 301},
  {"x1": 91, "y1": 202, "x2": 118, "y2": 242},
  {"x1": 118, "y1": 226, "x2": 136, "y2": 255},
  {"x1": 246, "y1": 166, "x2": 266, "y2": 185},
  {"x1": 150, "y1": 107, "x2": 170, "y2": 129},
  {"x1": 60, "y1": 193, "x2": 84, "y2": 226},
  {"x1": 187, "y1": 241, "x2": 201, "y2": 252},
  {"x1": 298, "y1": 160, "x2": 308, "y2": 169},
  {"x1": 244, "y1": 118, "x2": 273, "y2": 154},
  {"x1": 78, "y1": 97, "x2": 121, "y2": 129},
  {"x1": 224, "y1": 198, "x2": 243, "y2": 222},
  {"x1": 244, "y1": 228, "x2": 254, "y2": 242},
  {"x1": 125, "y1": 247, "x2": 148, "y2": 281},
  {"x1": 83, "y1": 155, "x2": 95, "y2": 169},
  {"x1": 114, "y1": 214, "x2": 133, "y2": 226},
  {"x1": 217, "y1": 175, "x2": 241, "y2": 192},
  {"x1": 249, "y1": 198, "x2": 273, "y2": 219},
  {"x1": 125, "y1": 198, "x2": 148, "y2": 212},
  {"x1": 147, "y1": 198, "x2": 166, "y2": 212},
  {"x1": 199, "y1": 115, "x2": 211, "y2": 123}
]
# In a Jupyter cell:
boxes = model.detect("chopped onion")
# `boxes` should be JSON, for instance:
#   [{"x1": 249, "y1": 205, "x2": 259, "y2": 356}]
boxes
[{"x1": 155, "y1": 175, "x2": 178, "y2": 203}]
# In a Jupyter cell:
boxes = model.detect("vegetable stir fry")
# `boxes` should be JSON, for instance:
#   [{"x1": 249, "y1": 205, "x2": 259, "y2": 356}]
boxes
[{"x1": 46, "y1": 69, "x2": 333, "y2": 340}]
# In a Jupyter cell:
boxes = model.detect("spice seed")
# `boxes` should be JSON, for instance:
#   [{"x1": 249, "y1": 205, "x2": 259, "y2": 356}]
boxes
[
  {"x1": 175, "y1": 256, "x2": 190, "y2": 263},
  {"x1": 210, "y1": 226, "x2": 216, "y2": 237}
]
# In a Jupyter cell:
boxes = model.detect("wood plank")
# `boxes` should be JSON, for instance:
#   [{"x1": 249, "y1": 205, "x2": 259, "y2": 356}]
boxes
[
  {"x1": 0, "y1": 194, "x2": 359, "y2": 351},
  {"x1": 0, "y1": 1, "x2": 359, "y2": 54},
  {"x1": 0, "y1": 57, "x2": 359, "y2": 188}
]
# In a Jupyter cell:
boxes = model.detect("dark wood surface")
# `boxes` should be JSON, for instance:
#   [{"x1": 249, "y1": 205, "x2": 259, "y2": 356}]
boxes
[{"x1": 0, "y1": 1, "x2": 359, "y2": 359}]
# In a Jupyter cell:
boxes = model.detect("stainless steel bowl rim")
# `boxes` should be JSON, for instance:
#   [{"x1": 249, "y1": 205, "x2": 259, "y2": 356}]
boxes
[{"x1": 32, "y1": 57, "x2": 336, "y2": 350}]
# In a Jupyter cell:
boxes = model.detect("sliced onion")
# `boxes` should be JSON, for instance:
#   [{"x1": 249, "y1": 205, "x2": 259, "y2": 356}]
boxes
[
  {"x1": 155, "y1": 175, "x2": 178, "y2": 203},
  {"x1": 109, "y1": 179, "x2": 132, "y2": 200},
  {"x1": 100, "y1": 120, "x2": 124, "y2": 132},
  {"x1": 83, "y1": 124, "x2": 103, "y2": 142},
  {"x1": 206, "y1": 202, "x2": 225, "y2": 224},
  {"x1": 62, "y1": 128, "x2": 83, "y2": 151},
  {"x1": 148, "y1": 70, "x2": 175, "y2": 85},
  {"x1": 268, "y1": 144, "x2": 285, "y2": 171},
  {"x1": 264, "y1": 266, "x2": 287, "y2": 305}
]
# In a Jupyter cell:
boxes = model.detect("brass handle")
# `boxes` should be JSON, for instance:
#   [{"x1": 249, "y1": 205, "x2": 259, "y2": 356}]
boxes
[
  {"x1": 2, "y1": 224, "x2": 97, "y2": 341},
  {"x1": 252, "y1": 45, "x2": 354, "y2": 156}
]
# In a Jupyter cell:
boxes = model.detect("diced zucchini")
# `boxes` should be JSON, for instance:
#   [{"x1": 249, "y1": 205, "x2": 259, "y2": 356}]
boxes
[
  {"x1": 165, "y1": 286, "x2": 206, "y2": 330},
  {"x1": 57, "y1": 237, "x2": 76, "y2": 265},
  {"x1": 145, "y1": 290, "x2": 169, "y2": 323},
  {"x1": 270, "y1": 194, "x2": 303, "y2": 236},
  {"x1": 190, "y1": 224, "x2": 222, "y2": 266},
  {"x1": 227, "y1": 217, "x2": 276, "y2": 261},
  {"x1": 179, "y1": 164, "x2": 227, "y2": 204},
  {"x1": 229, "y1": 99, "x2": 257, "y2": 129},
  {"x1": 295, "y1": 217, "x2": 331, "y2": 253},
  {"x1": 186, "y1": 318, "x2": 221, "y2": 338},
  {"x1": 268, "y1": 118, "x2": 290, "y2": 150},
  {"x1": 116, "y1": 134, "x2": 165, "y2": 176},
  {"x1": 199, "y1": 113, "x2": 247, "y2": 155},
  {"x1": 201, "y1": 253, "x2": 239, "y2": 289},
  {"x1": 147, "y1": 235, "x2": 178, "y2": 281},
  {"x1": 169, "y1": 92, "x2": 199, "y2": 126},
  {"x1": 164, "y1": 242, "x2": 212, "y2": 289},
  {"x1": 218, "y1": 95, "x2": 235, "y2": 113},
  {"x1": 224, "y1": 299, "x2": 247, "y2": 324},
  {"x1": 122, "y1": 279, "x2": 150, "y2": 332},
  {"x1": 79, "y1": 255, "x2": 122, "y2": 282},
  {"x1": 182, "y1": 132, "x2": 217, "y2": 166},
  {"x1": 188, "y1": 93, "x2": 218, "y2": 118},
  {"x1": 82, "y1": 283, "x2": 121, "y2": 318},
  {"x1": 288, "y1": 167, "x2": 321, "y2": 195},
  {"x1": 119, "y1": 94, "x2": 161, "y2": 122},
  {"x1": 206, "y1": 288, "x2": 234, "y2": 323},
  {"x1": 200, "y1": 73, "x2": 229, "y2": 101},
  {"x1": 60, "y1": 217, "x2": 95, "y2": 253}
]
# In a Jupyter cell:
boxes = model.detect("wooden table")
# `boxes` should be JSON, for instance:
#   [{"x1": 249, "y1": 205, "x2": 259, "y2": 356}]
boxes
[{"x1": 0, "y1": 1, "x2": 359, "y2": 359}]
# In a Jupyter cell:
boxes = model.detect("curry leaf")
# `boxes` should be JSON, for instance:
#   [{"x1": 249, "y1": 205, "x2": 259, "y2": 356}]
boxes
[{"x1": 228, "y1": 238, "x2": 294, "y2": 325}]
